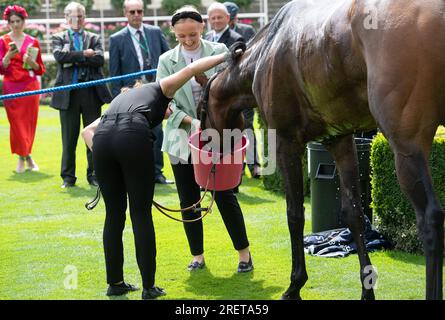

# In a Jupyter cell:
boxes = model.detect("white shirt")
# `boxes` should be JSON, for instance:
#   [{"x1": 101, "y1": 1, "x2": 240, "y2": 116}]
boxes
[
  {"x1": 127, "y1": 25, "x2": 146, "y2": 71},
  {"x1": 212, "y1": 25, "x2": 229, "y2": 42},
  {"x1": 181, "y1": 45, "x2": 203, "y2": 105}
]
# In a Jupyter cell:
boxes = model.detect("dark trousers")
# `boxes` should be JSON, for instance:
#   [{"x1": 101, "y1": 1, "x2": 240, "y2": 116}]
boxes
[
  {"x1": 152, "y1": 123, "x2": 164, "y2": 178},
  {"x1": 59, "y1": 88, "x2": 101, "y2": 183},
  {"x1": 171, "y1": 159, "x2": 250, "y2": 256},
  {"x1": 93, "y1": 113, "x2": 156, "y2": 289},
  {"x1": 242, "y1": 108, "x2": 260, "y2": 173}
]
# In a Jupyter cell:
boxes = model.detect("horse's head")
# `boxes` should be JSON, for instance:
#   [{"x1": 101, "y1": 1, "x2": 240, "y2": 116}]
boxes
[
  {"x1": 198, "y1": 42, "x2": 254, "y2": 137},
  {"x1": 197, "y1": 71, "x2": 243, "y2": 135}
]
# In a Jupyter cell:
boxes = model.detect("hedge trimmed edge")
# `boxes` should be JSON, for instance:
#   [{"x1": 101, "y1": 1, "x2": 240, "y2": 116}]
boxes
[{"x1": 370, "y1": 132, "x2": 445, "y2": 254}]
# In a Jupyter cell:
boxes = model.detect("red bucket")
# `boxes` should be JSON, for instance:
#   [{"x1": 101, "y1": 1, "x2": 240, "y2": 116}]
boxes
[{"x1": 188, "y1": 131, "x2": 249, "y2": 191}]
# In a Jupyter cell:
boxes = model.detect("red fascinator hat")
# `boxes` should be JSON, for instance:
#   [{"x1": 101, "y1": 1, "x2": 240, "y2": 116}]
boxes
[{"x1": 3, "y1": 5, "x2": 28, "y2": 21}]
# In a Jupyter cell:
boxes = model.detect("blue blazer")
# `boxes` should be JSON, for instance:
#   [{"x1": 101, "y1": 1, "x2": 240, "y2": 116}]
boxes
[{"x1": 109, "y1": 24, "x2": 170, "y2": 97}]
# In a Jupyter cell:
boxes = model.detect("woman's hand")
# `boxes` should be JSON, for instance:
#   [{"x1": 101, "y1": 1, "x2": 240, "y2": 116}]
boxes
[
  {"x1": 23, "y1": 53, "x2": 34, "y2": 64},
  {"x1": 2, "y1": 42, "x2": 18, "y2": 67},
  {"x1": 7, "y1": 42, "x2": 19, "y2": 57},
  {"x1": 82, "y1": 118, "x2": 101, "y2": 151},
  {"x1": 191, "y1": 118, "x2": 201, "y2": 133},
  {"x1": 23, "y1": 53, "x2": 39, "y2": 71}
]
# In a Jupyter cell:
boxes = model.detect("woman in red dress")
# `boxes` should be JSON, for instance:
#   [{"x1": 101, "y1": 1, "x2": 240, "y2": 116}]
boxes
[{"x1": 0, "y1": 5, "x2": 45, "y2": 173}]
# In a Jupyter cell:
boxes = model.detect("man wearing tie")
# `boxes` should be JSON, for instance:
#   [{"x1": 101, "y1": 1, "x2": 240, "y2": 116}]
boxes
[
  {"x1": 204, "y1": 2, "x2": 244, "y2": 47},
  {"x1": 51, "y1": 2, "x2": 111, "y2": 188},
  {"x1": 109, "y1": 0, "x2": 172, "y2": 184}
]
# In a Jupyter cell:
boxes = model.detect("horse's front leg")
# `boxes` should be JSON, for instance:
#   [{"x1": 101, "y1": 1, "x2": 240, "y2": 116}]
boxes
[
  {"x1": 276, "y1": 135, "x2": 308, "y2": 300},
  {"x1": 324, "y1": 135, "x2": 375, "y2": 300}
]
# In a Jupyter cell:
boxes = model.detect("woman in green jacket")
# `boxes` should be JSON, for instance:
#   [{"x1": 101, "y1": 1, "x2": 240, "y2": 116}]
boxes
[{"x1": 156, "y1": 6, "x2": 253, "y2": 273}]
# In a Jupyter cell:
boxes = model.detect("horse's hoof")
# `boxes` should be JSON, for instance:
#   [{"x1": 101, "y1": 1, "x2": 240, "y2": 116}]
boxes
[
  {"x1": 280, "y1": 291, "x2": 302, "y2": 300},
  {"x1": 361, "y1": 289, "x2": 375, "y2": 300}
]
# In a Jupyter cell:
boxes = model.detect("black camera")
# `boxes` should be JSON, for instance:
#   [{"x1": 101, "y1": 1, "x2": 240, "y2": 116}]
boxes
[{"x1": 77, "y1": 67, "x2": 89, "y2": 82}]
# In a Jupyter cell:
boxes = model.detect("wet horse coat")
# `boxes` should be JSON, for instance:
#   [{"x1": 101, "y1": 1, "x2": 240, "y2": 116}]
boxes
[{"x1": 202, "y1": 0, "x2": 444, "y2": 299}]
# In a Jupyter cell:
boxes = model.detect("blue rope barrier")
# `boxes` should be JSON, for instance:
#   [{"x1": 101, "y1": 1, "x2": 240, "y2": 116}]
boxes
[{"x1": 0, "y1": 68, "x2": 157, "y2": 101}]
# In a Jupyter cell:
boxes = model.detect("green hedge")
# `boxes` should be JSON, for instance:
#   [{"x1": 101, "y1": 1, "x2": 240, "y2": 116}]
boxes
[{"x1": 370, "y1": 132, "x2": 445, "y2": 253}]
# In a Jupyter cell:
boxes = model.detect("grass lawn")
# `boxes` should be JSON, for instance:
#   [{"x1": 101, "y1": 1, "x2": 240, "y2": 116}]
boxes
[{"x1": 0, "y1": 106, "x2": 439, "y2": 300}]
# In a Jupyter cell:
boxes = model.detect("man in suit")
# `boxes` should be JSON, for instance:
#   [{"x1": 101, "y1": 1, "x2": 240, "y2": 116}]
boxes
[
  {"x1": 204, "y1": 2, "x2": 244, "y2": 47},
  {"x1": 223, "y1": 2, "x2": 256, "y2": 42},
  {"x1": 109, "y1": 0, "x2": 172, "y2": 184},
  {"x1": 51, "y1": 2, "x2": 112, "y2": 188}
]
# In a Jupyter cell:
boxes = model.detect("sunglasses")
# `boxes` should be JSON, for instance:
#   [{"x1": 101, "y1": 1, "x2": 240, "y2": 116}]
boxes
[{"x1": 128, "y1": 9, "x2": 143, "y2": 15}]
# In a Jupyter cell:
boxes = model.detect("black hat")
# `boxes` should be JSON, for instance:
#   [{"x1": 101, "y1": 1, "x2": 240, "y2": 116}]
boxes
[{"x1": 223, "y1": 2, "x2": 239, "y2": 21}]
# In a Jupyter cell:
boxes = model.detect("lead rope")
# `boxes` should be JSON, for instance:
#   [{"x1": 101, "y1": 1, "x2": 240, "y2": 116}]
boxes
[
  {"x1": 152, "y1": 164, "x2": 217, "y2": 223},
  {"x1": 85, "y1": 163, "x2": 218, "y2": 223},
  {"x1": 85, "y1": 185, "x2": 101, "y2": 210}
]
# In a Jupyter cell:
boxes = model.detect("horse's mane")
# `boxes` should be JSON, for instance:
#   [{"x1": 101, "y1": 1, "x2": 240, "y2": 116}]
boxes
[
  {"x1": 243, "y1": 2, "x2": 293, "y2": 68},
  {"x1": 220, "y1": 2, "x2": 293, "y2": 95}
]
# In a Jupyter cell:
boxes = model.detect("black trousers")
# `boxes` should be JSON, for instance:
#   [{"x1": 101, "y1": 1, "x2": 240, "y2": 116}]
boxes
[
  {"x1": 59, "y1": 88, "x2": 101, "y2": 184},
  {"x1": 242, "y1": 108, "x2": 260, "y2": 173},
  {"x1": 152, "y1": 123, "x2": 164, "y2": 178},
  {"x1": 171, "y1": 159, "x2": 250, "y2": 256},
  {"x1": 93, "y1": 113, "x2": 156, "y2": 289}
]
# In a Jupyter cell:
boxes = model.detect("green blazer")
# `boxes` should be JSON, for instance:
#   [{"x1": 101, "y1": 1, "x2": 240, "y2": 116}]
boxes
[{"x1": 156, "y1": 39, "x2": 228, "y2": 161}]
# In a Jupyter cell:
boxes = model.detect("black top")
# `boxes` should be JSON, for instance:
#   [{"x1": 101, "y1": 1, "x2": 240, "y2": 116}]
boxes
[{"x1": 104, "y1": 82, "x2": 171, "y2": 128}]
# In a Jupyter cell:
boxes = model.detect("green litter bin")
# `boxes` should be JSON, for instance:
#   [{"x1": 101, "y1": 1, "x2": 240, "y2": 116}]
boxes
[{"x1": 307, "y1": 138, "x2": 373, "y2": 233}]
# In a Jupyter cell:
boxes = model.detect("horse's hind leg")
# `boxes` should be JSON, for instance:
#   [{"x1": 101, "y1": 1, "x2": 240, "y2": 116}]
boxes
[
  {"x1": 324, "y1": 135, "x2": 375, "y2": 300},
  {"x1": 276, "y1": 135, "x2": 308, "y2": 300},
  {"x1": 389, "y1": 136, "x2": 444, "y2": 300}
]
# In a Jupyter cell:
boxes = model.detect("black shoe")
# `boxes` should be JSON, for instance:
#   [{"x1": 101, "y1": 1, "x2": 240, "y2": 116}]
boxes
[
  {"x1": 61, "y1": 181, "x2": 75, "y2": 188},
  {"x1": 155, "y1": 175, "x2": 174, "y2": 185},
  {"x1": 187, "y1": 260, "x2": 205, "y2": 271},
  {"x1": 237, "y1": 254, "x2": 253, "y2": 273},
  {"x1": 106, "y1": 282, "x2": 139, "y2": 296},
  {"x1": 251, "y1": 166, "x2": 262, "y2": 179},
  {"x1": 88, "y1": 176, "x2": 99, "y2": 187},
  {"x1": 142, "y1": 286, "x2": 166, "y2": 300}
]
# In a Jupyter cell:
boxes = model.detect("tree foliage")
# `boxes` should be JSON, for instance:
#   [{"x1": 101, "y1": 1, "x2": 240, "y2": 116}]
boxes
[
  {"x1": 110, "y1": 0, "x2": 152, "y2": 14},
  {"x1": 161, "y1": 0, "x2": 201, "y2": 15},
  {"x1": 228, "y1": 0, "x2": 252, "y2": 9},
  {"x1": 0, "y1": 0, "x2": 41, "y2": 16},
  {"x1": 53, "y1": 0, "x2": 94, "y2": 13}
]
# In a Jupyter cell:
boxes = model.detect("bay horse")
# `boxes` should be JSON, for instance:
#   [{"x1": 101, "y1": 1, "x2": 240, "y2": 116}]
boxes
[{"x1": 200, "y1": 0, "x2": 444, "y2": 300}]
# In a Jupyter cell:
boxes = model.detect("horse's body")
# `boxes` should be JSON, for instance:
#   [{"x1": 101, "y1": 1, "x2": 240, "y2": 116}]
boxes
[{"x1": 202, "y1": 0, "x2": 445, "y2": 299}]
